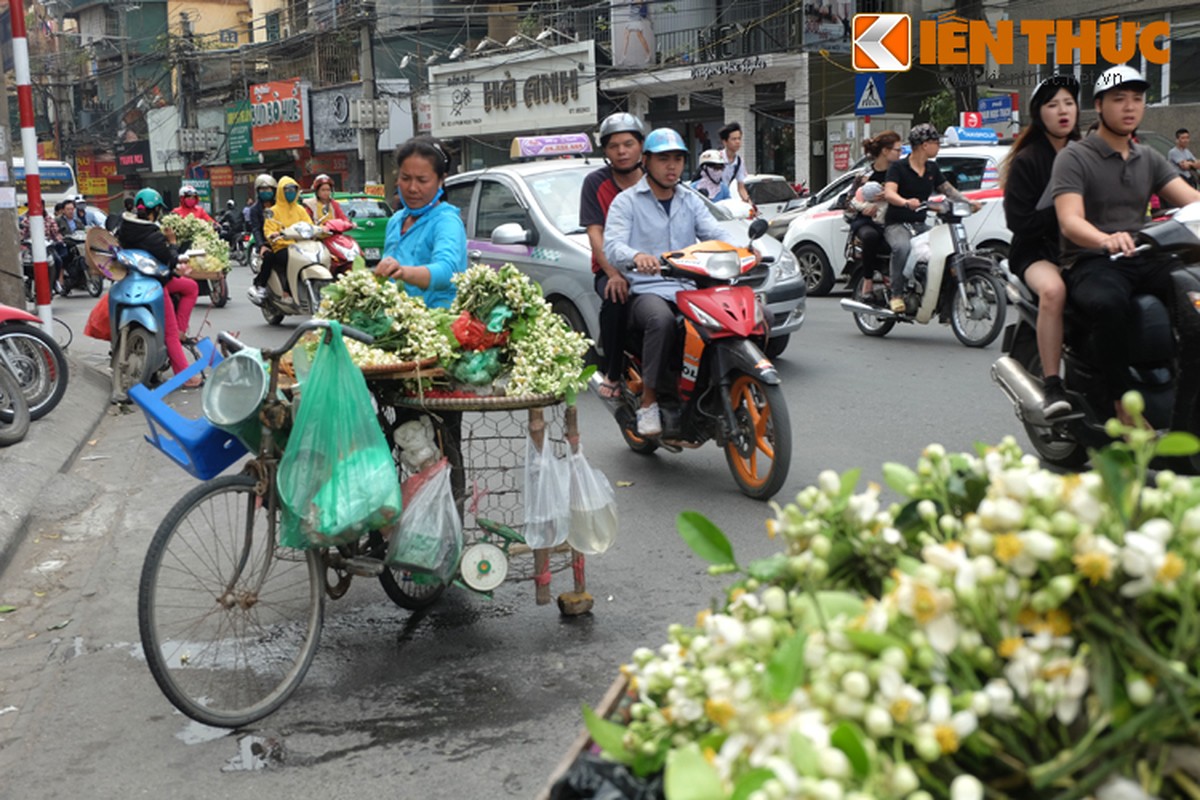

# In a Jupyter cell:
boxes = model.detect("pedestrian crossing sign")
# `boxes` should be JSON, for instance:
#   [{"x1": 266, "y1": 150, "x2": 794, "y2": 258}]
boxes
[{"x1": 855, "y1": 74, "x2": 886, "y2": 116}]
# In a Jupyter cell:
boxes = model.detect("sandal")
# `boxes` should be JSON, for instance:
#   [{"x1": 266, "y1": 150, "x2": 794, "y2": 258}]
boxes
[
  {"x1": 182, "y1": 375, "x2": 204, "y2": 390},
  {"x1": 596, "y1": 379, "x2": 621, "y2": 399}
]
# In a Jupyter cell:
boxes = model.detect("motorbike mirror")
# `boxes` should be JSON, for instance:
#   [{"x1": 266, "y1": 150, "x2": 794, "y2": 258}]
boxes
[
  {"x1": 748, "y1": 218, "x2": 769, "y2": 241},
  {"x1": 1172, "y1": 201, "x2": 1200, "y2": 226}
]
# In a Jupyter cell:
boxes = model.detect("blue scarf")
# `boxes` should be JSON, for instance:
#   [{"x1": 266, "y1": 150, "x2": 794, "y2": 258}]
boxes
[{"x1": 401, "y1": 187, "x2": 444, "y2": 218}]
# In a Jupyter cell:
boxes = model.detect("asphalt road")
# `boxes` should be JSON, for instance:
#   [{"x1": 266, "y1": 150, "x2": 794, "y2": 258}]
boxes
[{"x1": 0, "y1": 266, "x2": 1024, "y2": 798}]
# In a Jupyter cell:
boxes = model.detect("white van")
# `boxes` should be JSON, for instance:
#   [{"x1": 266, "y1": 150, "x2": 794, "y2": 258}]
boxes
[{"x1": 13, "y1": 157, "x2": 79, "y2": 214}]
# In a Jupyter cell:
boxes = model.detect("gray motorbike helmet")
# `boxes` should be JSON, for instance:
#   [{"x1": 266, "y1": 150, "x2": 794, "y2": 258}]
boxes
[{"x1": 597, "y1": 112, "x2": 646, "y2": 148}]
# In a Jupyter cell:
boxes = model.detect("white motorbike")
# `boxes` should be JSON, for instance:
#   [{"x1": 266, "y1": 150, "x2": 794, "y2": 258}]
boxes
[
  {"x1": 839, "y1": 200, "x2": 1007, "y2": 348},
  {"x1": 250, "y1": 221, "x2": 335, "y2": 325}
]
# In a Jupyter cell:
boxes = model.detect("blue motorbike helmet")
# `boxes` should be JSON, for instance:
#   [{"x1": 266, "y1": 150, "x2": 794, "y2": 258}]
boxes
[{"x1": 643, "y1": 128, "x2": 688, "y2": 155}]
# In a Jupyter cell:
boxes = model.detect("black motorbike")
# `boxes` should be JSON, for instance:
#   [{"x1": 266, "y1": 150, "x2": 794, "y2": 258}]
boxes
[
  {"x1": 992, "y1": 202, "x2": 1200, "y2": 470},
  {"x1": 58, "y1": 230, "x2": 105, "y2": 298}
]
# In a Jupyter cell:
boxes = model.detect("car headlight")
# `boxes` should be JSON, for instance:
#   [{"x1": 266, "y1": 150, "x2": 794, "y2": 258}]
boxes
[{"x1": 775, "y1": 248, "x2": 800, "y2": 280}]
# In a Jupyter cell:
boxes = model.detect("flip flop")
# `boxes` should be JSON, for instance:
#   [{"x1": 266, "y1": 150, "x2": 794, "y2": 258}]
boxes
[{"x1": 596, "y1": 380, "x2": 621, "y2": 399}]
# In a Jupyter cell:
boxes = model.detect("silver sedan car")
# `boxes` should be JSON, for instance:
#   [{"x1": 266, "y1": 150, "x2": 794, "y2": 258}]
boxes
[{"x1": 442, "y1": 160, "x2": 806, "y2": 358}]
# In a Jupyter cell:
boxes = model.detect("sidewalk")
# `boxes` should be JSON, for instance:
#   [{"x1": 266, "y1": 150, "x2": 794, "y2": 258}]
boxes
[{"x1": 0, "y1": 352, "x2": 111, "y2": 575}]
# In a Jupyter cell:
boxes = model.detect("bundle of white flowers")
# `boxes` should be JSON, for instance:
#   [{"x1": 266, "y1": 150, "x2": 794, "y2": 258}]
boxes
[
  {"x1": 585, "y1": 398, "x2": 1200, "y2": 800},
  {"x1": 160, "y1": 213, "x2": 231, "y2": 273}
]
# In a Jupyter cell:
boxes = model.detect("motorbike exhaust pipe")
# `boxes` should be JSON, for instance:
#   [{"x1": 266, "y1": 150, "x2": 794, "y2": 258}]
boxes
[
  {"x1": 991, "y1": 356, "x2": 1044, "y2": 423},
  {"x1": 839, "y1": 298, "x2": 898, "y2": 318}
]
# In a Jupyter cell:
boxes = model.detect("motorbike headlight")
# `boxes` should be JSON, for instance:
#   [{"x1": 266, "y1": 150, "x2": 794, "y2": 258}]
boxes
[
  {"x1": 951, "y1": 201, "x2": 972, "y2": 217},
  {"x1": 775, "y1": 248, "x2": 800, "y2": 280},
  {"x1": 1189, "y1": 291, "x2": 1200, "y2": 314},
  {"x1": 291, "y1": 222, "x2": 315, "y2": 239},
  {"x1": 704, "y1": 251, "x2": 742, "y2": 280}
]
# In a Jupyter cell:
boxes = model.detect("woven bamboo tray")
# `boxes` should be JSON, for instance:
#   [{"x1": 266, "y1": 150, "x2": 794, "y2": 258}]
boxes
[
  {"x1": 358, "y1": 356, "x2": 441, "y2": 380},
  {"x1": 391, "y1": 391, "x2": 563, "y2": 411},
  {"x1": 185, "y1": 268, "x2": 229, "y2": 281}
]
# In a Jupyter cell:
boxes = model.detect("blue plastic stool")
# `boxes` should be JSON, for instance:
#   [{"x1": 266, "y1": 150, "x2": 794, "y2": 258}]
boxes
[{"x1": 129, "y1": 338, "x2": 249, "y2": 480}]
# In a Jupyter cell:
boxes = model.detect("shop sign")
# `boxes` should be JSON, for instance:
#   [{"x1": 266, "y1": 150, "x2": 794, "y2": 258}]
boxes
[
  {"x1": 689, "y1": 56, "x2": 768, "y2": 82},
  {"x1": 116, "y1": 140, "x2": 152, "y2": 174},
  {"x1": 77, "y1": 152, "x2": 118, "y2": 179},
  {"x1": 832, "y1": 143, "x2": 852, "y2": 172},
  {"x1": 209, "y1": 166, "x2": 235, "y2": 187},
  {"x1": 226, "y1": 100, "x2": 255, "y2": 163},
  {"x1": 429, "y1": 41, "x2": 597, "y2": 139},
  {"x1": 79, "y1": 177, "x2": 108, "y2": 195},
  {"x1": 311, "y1": 85, "x2": 361, "y2": 153},
  {"x1": 250, "y1": 79, "x2": 307, "y2": 151}
]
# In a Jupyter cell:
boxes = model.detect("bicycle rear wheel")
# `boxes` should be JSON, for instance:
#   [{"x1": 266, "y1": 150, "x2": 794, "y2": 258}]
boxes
[{"x1": 138, "y1": 475, "x2": 324, "y2": 728}]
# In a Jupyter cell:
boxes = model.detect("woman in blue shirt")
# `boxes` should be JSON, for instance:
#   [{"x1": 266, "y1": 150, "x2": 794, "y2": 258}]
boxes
[{"x1": 374, "y1": 137, "x2": 466, "y2": 309}]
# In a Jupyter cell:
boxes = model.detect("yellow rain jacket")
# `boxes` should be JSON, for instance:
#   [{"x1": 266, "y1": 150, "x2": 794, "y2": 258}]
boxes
[{"x1": 263, "y1": 177, "x2": 313, "y2": 251}]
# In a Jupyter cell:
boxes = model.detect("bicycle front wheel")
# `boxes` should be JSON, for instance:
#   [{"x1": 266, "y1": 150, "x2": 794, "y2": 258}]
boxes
[{"x1": 138, "y1": 475, "x2": 324, "y2": 728}]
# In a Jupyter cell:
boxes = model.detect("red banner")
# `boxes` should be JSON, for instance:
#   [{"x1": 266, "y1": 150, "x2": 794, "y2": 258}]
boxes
[
  {"x1": 209, "y1": 166, "x2": 235, "y2": 187},
  {"x1": 250, "y1": 78, "x2": 306, "y2": 151}
]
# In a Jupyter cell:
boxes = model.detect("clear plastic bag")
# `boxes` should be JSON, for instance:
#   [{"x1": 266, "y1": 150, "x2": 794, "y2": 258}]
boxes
[
  {"x1": 278, "y1": 321, "x2": 402, "y2": 548},
  {"x1": 523, "y1": 432, "x2": 570, "y2": 549},
  {"x1": 566, "y1": 447, "x2": 618, "y2": 555},
  {"x1": 386, "y1": 457, "x2": 462, "y2": 582}
]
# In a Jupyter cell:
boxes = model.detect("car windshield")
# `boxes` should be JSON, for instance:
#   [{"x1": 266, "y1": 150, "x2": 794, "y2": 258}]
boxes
[
  {"x1": 747, "y1": 180, "x2": 798, "y2": 204},
  {"x1": 342, "y1": 198, "x2": 393, "y2": 219},
  {"x1": 524, "y1": 169, "x2": 592, "y2": 235}
]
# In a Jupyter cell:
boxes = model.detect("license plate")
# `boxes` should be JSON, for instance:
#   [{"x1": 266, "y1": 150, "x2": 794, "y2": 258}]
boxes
[{"x1": 364, "y1": 248, "x2": 381, "y2": 261}]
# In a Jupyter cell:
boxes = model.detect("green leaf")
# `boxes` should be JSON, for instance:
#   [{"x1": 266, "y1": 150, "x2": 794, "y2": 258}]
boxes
[
  {"x1": 730, "y1": 768, "x2": 775, "y2": 800},
  {"x1": 792, "y1": 591, "x2": 866, "y2": 626},
  {"x1": 789, "y1": 731, "x2": 820, "y2": 776},
  {"x1": 582, "y1": 704, "x2": 634, "y2": 765},
  {"x1": 764, "y1": 630, "x2": 808, "y2": 703},
  {"x1": 844, "y1": 629, "x2": 909, "y2": 656},
  {"x1": 830, "y1": 721, "x2": 871, "y2": 778},
  {"x1": 1092, "y1": 447, "x2": 1135, "y2": 522},
  {"x1": 839, "y1": 467, "x2": 862, "y2": 501},
  {"x1": 747, "y1": 554, "x2": 789, "y2": 582},
  {"x1": 882, "y1": 462, "x2": 918, "y2": 496},
  {"x1": 677, "y1": 511, "x2": 736, "y2": 567},
  {"x1": 1155, "y1": 431, "x2": 1200, "y2": 457},
  {"x1": 664, "y1": 743, "x2": 725, "y2": 800},
  {"x1": 0, "y1": 605, "x2": 15, "y2": 614}
]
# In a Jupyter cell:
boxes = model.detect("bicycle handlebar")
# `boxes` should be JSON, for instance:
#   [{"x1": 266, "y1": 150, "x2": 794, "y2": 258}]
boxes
[{"x1": 217, "y1": 319, "x2": 374, "y2": 361}]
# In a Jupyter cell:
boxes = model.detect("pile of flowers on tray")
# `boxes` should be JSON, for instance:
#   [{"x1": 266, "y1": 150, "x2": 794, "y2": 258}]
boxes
[
  {"x1": 160, "y1": 213, "x2": 231, "y2": 273},
  {"x1": 314, "y1": 263, "x2": 592, "y2": 398},
  {"x1": 582, "y1": 398, "x2": 1200, "y2": 800}
]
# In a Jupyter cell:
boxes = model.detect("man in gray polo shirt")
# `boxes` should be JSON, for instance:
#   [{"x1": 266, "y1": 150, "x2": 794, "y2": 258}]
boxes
[{"x1": 1050, "y1": 65, "x2": 1200, "y2": 416}]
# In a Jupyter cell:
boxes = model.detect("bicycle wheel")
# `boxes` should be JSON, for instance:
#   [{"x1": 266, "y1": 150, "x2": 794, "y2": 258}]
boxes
[
  {"x1": 138, "y1": 475, "x2": 324, "y2": 728},
  {"x1": 0, "y1": 322, "x2": 69, "y2": 420}
]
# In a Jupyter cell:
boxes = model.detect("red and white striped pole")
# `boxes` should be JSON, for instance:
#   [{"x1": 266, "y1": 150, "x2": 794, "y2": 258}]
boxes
[{"x1": 12, "y1": 8, "x2": 53, "y2": 327}]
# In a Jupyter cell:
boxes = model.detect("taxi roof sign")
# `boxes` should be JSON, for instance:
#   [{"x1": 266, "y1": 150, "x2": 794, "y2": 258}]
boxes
[
  {"x1": 510, "y1": 133, "x2": 593, "y2": 160},
  {"x1": 944, "y1": 126, "x2": 998, "y2": 146}
]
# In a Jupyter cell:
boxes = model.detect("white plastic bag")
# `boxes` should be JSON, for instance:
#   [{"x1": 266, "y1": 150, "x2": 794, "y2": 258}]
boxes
[
  {"x1": 386, "y1": 458, "x2": 462, "y2": 582},
  {"x1": 566, "y1": 447, "x2": 618, "y2": 555},
  {"x1": 903, "y1": 230, "x2": 931, "y2": 281},
  {"x1": 523, "y1": 432, "x2": 570, "y2": 549}
]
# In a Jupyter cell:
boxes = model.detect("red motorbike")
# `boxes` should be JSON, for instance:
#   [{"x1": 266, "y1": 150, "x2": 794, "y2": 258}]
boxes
[
  {"x1": 0, "y1": 303, "x2": 69, "y2": 420},
  {"x1": 321, "y1": 218, "x2": 363, "y2": 277},
  {"x1": 591, "y1": 219, "x2": 791, "y2": 500}
]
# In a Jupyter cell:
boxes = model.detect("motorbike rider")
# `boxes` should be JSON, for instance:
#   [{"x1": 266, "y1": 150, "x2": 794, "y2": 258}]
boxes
[
  {"x1": 247, "y1": 174, "x2": 279, "y2": 304},
  {"x1": 76, "y1": 195, "x2": 107, "y2": 228},
  {"x1": 847, "y1": 130, "x2": 903, "y2": 296},
  {"x1": 581, "y1": 111, "x2": 646, "y2": 399},
  {"x1": 19, "y1": 208, "x2": 67, "y2": 293},
  {"x1": 882, "y1": 123, "x2": 980, "y2": 314},
  {"x1": 603, "y1": 127, "x2": 729, "y2": 437},
  {"x1": 117, "y1": 188, "x2": 203, "y2": 389},
  {"x1": 251, "y1": 177, "x2": 314, "y2": 304},
  {"x1": 304, "y1": 174, "x2": 349, "y2": 225},
  {"x1": 1050, "y1": 64, "x2": 1200, "y2": 422},
  {"x1": 1001, "y1": 74, "x2": 1081, "y2": 419},
  {"x1": 691, "y1": 149, "x2": 729, "y2": 201},
  {"x1": 53, "y1": 200, "x2": 88, "y2": 289},
  {"x1": 172, "y1": 185, "x2": 216, "y2": 225}
]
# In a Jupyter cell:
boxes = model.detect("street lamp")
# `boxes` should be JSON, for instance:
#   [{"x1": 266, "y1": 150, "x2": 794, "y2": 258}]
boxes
[
  {"x1": 448, "y1": 45, "x2": 466, "y2": 61},
  {"x1": 474, "y1": 36, "x2": 504, "y2": 53},
  {"x1": 536, "y1": 27, "x2": 577, "y2": 43},
  {"x1": 424, "y1": 52, "x2": 440, "y2": 65},
  {"x1": 505, "y1": 33, "x2": 538, "y2": 48},
  {"x1": 399, "y1": 54, "x2": 412, "y2": 69}
]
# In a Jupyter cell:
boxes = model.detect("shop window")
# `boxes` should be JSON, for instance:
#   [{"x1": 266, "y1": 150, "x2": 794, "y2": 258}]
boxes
[
  {"x1": 477, "y1": 182, "x2": 528, "y2": 240},
  {"x1": 1168, "y1": 9, "x2": 1200, "y2": 105}
]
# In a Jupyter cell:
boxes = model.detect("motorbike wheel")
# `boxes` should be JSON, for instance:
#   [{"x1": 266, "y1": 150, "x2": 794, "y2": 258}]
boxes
[
  {"x1": 724, "y1": 373, "x2": 791, "y2": 500},
  {"x1": 261, "y1": 304, "x2": 285, "y2": 326},
  {"x1": 0, "y1": 322, "x2": 69, "y2": 420},
  {"x1": 621, "y1": 423, "x2": 659, "y2": 455},
  {"x1": 765, "y1": 334, "x2": 790, "y2": 359},
  {"x1": 1010, "y1": 335, "x2": 1089, "y2": 470},
  {"x1": 86, "y1": 271, "x2": 104, "y2": 298},
  {"x1": 209, "y1": 278, "x2": 229, "y2": 308},
  {"x1": 951, "y1": 269, "x2": 1006, "y2": 348},
  {"x1": 139, "y1": 475, "x2": 324, "y2": 728},
  {"x1": 851, "y1": 276, "x2": 896, "y2": 338},
  {"x1": 303, "y1": 279, "x2": 331, "y2": 316},
  {"x1": 111, "y1": 326, "x2": 159, "y2": 403},
  {"x1": 0, "y1": 365, "x2": 31, "y2": 446}
]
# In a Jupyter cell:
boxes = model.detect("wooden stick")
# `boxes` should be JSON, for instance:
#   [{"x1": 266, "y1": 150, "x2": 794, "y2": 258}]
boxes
[{"x1": 529, "y1": 408, "x2": 552, "y2": 605}]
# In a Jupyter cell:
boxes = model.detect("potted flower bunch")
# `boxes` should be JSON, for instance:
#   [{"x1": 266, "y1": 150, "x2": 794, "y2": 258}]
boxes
[{"x1": 567, "y1": 398, "x2": 1200, "y2": 800}]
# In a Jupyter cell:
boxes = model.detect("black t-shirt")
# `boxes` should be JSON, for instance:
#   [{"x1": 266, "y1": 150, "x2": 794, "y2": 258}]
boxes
[{"x1": 884, "y1": 158, "x2": 947, "y2": 225}]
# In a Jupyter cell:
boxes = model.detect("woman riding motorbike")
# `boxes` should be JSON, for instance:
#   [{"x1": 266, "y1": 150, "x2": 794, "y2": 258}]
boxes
[
  {"x1": 846, "y1": 130, "x2": 903, "y2": 296},
  {"x1": 117, "y1": 188, "x2": 203, "y2": 389},
  {"x1": 304, "y1": 174, "x2": 349, "y2": 225},
  {"x1": 691, "y1": 150, "x2": 729, "y2": 201},
  {"x1": 171, "y1": 185, "x2": 216, "y2": 225}
]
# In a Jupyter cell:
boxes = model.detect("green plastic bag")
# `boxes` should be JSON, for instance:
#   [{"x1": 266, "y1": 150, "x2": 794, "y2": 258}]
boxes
[{"x1": 278, "y1": 321, "x2": 401, "y2": 549}]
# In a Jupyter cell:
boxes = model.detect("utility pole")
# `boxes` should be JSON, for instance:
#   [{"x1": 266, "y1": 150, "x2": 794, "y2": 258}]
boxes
[
  {"x1": 119, "y1": 3, "x2": 134, "y2": 114},
  {"x1": 359, "y1": 1, "x2": 380, "y2": 186}
]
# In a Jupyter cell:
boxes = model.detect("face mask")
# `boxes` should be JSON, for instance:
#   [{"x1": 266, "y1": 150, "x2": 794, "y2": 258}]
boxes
[
  {"x1": 258, "y1": 190, "x2": 273, "y2": 202},
  {"x1": 183, "y1": 197, "x2": 197, "y2": 207},
  {"x1": 400, "y1": 186, "x2": 444, "y2": 218},
  {"x1": 283, "y1": 188, "x2": 299, "y2": 202}
]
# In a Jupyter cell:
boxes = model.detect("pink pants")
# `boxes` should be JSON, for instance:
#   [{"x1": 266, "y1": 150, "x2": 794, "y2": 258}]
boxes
[{"x1": 163, "y1": 276, "x2": 199, "y2": 374}]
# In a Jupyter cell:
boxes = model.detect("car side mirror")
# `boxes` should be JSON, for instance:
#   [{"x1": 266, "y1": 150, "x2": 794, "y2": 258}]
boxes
[
  {"x1": 492, "y1": 222, "x2": 536, "y2": 246},
  {"x1": 348, "y1": 209, "x2": 357, "y2": 218}
]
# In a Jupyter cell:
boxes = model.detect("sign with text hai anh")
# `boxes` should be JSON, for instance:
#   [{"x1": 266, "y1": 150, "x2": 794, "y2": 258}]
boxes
[
  {"x1": 853, "y1": 12, "x2": 1170, "y2": 72},
  {"x1": 250, "y1": 79, "x2": 307, "y2": 151}
]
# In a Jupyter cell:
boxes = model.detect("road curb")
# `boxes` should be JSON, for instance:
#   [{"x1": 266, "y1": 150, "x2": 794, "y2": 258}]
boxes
[{"x1": 0, "y1": 354, "x2": 111, "y2": 576}]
